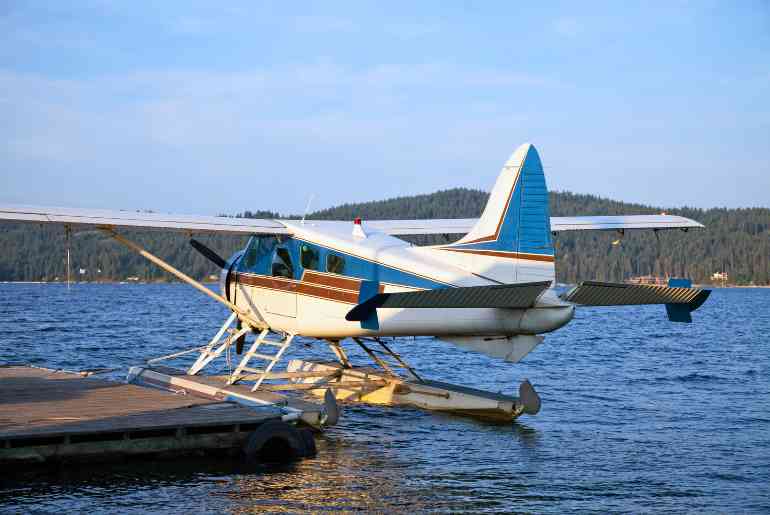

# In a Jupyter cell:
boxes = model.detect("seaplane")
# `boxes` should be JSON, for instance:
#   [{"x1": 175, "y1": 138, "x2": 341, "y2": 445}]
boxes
[{"x1": 0, "y1": 143, "x2": 710, "y2": 426}]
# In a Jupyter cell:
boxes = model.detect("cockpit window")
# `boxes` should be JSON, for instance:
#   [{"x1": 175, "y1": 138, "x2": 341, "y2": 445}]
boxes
[
  {"x1": 300, "y1": 244, "x2": 319, "y2": 271},
  {"x1": 272, "y1": 247, "x2": 294, "y2": 278},
  {"x1": 243, "y1": 236, "x2": 278, "y2": 273},
  {"x1": 243, "y1": 238, "x2": 259, "y2": 269},
  {"x1": 326, "y1": 253, "x2": 345, "y2": 275}
]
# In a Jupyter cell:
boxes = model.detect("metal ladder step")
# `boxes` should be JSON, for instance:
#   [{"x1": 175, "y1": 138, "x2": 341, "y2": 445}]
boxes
[
  {"x1": 248, "y1": 352, "x2": 278, "y2": 361},
  {"x1": 227, "y1": 331, "x2": 296, "y2": 391},
  {"x1": 251, "y1": 334, "x2": 295, "y2": 391}
]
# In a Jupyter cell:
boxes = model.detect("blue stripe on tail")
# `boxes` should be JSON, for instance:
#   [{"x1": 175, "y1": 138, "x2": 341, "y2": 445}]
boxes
[{"x1": 450, "y1": 144, "x2": 553, "y2": 256}]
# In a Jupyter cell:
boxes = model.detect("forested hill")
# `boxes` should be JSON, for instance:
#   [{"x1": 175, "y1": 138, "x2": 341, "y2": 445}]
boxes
[{"x1": 1, "y1": 189, "x2": 768, "y2": 285}]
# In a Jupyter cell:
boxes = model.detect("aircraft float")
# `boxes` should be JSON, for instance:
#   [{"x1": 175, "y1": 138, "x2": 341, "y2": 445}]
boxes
[{"x1": 0, "y1": 143, "x2": 710, "y2": 426}]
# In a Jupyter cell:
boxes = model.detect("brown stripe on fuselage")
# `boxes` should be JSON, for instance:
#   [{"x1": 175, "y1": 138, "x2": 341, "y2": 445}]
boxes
[
  {"x1": 460, "y1": 234, "x2": 497, "y2": 244},
  {"x1": 235, "y1": 273, "x2": 297, "y2": 292},
  {"x1": 234, "y1": 271, "x2": 385, "y2": 305},
  {"x1": 302, "y1": 270, "x2": 360, "y2": 291},
  {"x1": 297, "y1": 282, "x2": 359, "y2": 304},
  {"x1": 439, "y1": 247, "x2": 555, "y2": 262}
]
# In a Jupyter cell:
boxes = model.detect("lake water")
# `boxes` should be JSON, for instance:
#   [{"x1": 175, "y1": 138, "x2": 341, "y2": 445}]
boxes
[{"x1": 0, "y1": 284, "x2": 768, "y2": 513}]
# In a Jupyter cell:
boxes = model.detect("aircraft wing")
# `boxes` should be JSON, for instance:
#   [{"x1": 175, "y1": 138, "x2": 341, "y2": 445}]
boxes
[
  {"x1": 364, "y1": 218, "x2": 477, "y2": 235},
  {"x1": 0, "y1": 204, "x2": 290, "y2": 235},
  {"x1": 0, "y1": 204, "x2": 703, "y2": 236},
  {"x1": 549, "y1": 215, "x2": 703, "y2": 232},
  {"x1": 362, "y1": 214, "x2": 702, "y2": 235}
]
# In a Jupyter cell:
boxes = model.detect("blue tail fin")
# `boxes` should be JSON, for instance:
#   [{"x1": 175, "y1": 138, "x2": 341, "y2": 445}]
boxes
[
  {"x1": 439, "y1": 143, "x2": 554, "y2": 283},
  {"x1": 449, "y1": 143, "x2": 553, "y2": 257}
]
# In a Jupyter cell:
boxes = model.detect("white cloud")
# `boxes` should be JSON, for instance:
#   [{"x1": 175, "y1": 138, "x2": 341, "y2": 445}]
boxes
[
  {"x1": 551, "y1": 17, "x2": 585, "y2": 38},
  {"x1": 291, "y1": 15, "x2": 357, "y2": 33},
  {"x1": 0, "y1": 63, "x2": 547, "y2": 212},
  {"x1": 386, "y1": 21, "x2": 441, "y2": 40}
]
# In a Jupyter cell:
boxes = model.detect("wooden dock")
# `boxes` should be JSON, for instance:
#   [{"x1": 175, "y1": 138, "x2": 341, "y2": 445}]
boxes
[{"x1": 0, "y1": 365, "x2": 318, "y2": 467}]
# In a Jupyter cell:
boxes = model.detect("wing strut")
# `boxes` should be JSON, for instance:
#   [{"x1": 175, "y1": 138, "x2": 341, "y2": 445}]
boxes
[{"x1": 102, "y1": 228, "x2": 265, "y2": 329}]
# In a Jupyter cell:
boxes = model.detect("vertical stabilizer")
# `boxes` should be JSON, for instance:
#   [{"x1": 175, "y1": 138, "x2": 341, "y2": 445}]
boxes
[{"x1": 439, "y1": 143, "x2": 555, "y2": 283}]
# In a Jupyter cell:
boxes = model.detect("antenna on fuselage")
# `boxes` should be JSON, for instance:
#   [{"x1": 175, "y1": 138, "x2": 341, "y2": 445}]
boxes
[{"x1": 301, "y1": 194, "x2": 315, "y2": 225}]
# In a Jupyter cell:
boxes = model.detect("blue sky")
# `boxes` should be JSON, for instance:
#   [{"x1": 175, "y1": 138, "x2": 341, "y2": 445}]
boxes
[{"x1": 1, "y1": 1, "x2": 768, "y2": 215}]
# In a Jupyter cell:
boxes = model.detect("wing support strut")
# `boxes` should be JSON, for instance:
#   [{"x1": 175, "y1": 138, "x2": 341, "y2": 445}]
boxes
[{"x1": 101, "y1": 228, "x2": 265, "y2": 329}]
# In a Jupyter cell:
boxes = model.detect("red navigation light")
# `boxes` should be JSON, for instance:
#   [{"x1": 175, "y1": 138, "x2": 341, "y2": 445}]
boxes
[{"x1": 352, "y1": 216, "x2": 366, "y2": 238}]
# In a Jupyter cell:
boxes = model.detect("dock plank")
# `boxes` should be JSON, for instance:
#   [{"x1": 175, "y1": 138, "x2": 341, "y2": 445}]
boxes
[{"x1": 0, "y1": 366, "x2": 277, "y2": 439}]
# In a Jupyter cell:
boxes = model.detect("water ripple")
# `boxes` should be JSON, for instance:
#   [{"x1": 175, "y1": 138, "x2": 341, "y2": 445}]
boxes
[{"x1": 0, "y1": 285, "x2": 769, "y2": 513}]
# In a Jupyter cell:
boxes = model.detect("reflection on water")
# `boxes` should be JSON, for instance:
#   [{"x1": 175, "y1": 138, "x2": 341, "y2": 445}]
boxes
[
  {"x1": 228, "y1": 439, "x2": 435, "y2": 513},
  {"x1": 1, "y1": 285, "x2": 769, "y2": 513},
  {"x1": 511, "y1": 421, "x2": 541, "y2": 449}
]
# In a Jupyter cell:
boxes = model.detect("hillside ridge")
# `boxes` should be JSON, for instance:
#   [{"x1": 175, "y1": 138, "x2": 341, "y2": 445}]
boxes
[{"x1": 1, "y1": 189, "x2": 768, "y2": 285}]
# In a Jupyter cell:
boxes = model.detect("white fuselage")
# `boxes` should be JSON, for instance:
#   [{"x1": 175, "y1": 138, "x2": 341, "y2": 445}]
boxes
[{"x1": 226, "y1": 220, "x2": 574, "y2": 340}]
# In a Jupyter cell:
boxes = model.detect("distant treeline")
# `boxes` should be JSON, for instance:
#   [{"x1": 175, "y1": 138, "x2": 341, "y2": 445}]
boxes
[{"x1": 1, "y1": 189, "x2": 768, "y2": 285}]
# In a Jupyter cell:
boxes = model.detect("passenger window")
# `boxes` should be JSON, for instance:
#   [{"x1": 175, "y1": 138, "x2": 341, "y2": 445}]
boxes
[
  {"x1": 272, "y1": 247, "x2": 294, "y2": 278},
  {"x1": 300, "y1": 244, "x2": 319, "y2": 271},
  {"x1": 326, "y1": 253, "x2": 345, "y2": 275}
]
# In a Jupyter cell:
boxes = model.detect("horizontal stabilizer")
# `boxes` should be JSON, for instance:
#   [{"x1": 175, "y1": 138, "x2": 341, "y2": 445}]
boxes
[
  {"x1": 562, "y1": 281, "x2": 708, "y2": 306},
  {"x1": 346, "y1": 281, "x2": 551, "y2": 322},
  {"x1": 562, "y1": 280, "x2": 710, "y2": 323}
]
